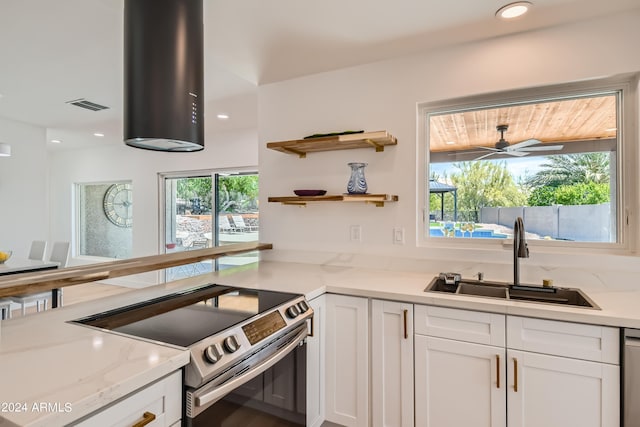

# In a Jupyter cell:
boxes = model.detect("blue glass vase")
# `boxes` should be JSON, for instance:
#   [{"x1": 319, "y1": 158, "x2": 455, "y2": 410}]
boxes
[{"x1": 347, "y1": 162, "x2": 368, "y2": 194}]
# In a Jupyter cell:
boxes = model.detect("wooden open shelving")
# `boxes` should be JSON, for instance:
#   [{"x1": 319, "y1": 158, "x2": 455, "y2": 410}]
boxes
[
  {"x1": 268, "y1": 194, "x2": 399, "y2": 207},
  {"x1": 266, "y1": 130, "x2": 397, "y2": 158}
]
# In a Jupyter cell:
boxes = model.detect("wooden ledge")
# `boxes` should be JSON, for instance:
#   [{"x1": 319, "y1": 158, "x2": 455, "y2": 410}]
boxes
[{"x1": 0, "y1": 242, "x2": 272, "y2": 298}]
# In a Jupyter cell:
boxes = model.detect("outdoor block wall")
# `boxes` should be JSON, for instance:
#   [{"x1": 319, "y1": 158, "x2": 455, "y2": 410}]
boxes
[{"x1": 480, "y1": 204, "x2": 612, "y2": 242}]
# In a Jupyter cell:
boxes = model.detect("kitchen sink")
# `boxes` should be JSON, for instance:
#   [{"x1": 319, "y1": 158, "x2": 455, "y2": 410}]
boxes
[{"x1": 424, "y1": 276, "x2": 600, "y2": 309}]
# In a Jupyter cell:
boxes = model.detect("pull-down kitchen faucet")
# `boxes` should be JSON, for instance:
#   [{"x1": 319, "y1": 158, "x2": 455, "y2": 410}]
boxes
[{"x1": 513, "y1": 216, "x2": 529, "y2": 286}]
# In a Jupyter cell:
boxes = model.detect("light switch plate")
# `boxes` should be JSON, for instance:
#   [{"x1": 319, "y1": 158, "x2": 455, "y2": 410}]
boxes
[
  {"x1": 393, "y1": 227, "x2": 405, "y2": 245},
  {"x1": 350, "y1": 225, "x2": 362, "y2": 242}
]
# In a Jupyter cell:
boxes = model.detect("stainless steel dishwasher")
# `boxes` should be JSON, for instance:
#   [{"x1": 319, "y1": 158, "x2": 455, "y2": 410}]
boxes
[{"x1": 624, "y1": 329, "x2": 640, "y2": 426}]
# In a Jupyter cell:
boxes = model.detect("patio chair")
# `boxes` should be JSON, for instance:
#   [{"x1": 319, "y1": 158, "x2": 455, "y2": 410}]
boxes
[
  {"x1": 190, "y1": 238, "x2": 209, "y2": 249},
  {"x1": 219, "y1": 215, "x2": 239, "y2": 233},
  {"x1": 231, "y1": 215, "x2": 256, "y2": 232}
]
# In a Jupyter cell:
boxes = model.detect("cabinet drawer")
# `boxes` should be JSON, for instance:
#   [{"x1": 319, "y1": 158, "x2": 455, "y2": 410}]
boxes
[
  {"x1": 414, "y1": 305, "x2": 505, "y2": 347},
  {"x1": 507, "y1": 316, "x2": 619, "y2": 364},
  {"x1": 73, "y1": 371, "x2": 182, "y2": 427}
]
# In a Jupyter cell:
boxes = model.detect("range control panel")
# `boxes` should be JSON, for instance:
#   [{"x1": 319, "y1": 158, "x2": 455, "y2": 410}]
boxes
[{"x1": 242, "y1": 310, "x2": 287, "y2": 345}]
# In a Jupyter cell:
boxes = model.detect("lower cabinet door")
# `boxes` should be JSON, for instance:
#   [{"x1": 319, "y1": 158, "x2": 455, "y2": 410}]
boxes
[
  {"x1": 415, "y1": 335, "x2": 506, "y2": 427},
  {"x1": 307, "y1": 295, "x2": 325, "y2": 427},
  {"x1": 372, "y1": 299, "x2": 414, "y2": 427},
  {"x1": 507, "y1": 349, "x2": 620, "y2": 427},
  {"x1": 325, "y1": 294, "x2": 369, "y2": 427}
]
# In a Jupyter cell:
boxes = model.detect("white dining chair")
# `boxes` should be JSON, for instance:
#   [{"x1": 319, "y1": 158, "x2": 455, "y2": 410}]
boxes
[
  {"x1": 49, "y1": 241, "x2": 70, "y2": 307},
  {"x1": 0, "y1": 298, "x2": 12, "y2": 320},
  {"x1": 28, "y1": 240, "x2": 47, "y2": 261},
  {"x1": 49, "y1": 241, "x2": 70, "y2": 267},
  {"x1": 11, "y1": 241, "x2": 70, "y2": 314}
]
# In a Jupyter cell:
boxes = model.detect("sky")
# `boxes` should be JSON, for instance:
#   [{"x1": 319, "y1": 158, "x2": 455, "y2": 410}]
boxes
[{"x1": 430, "y1": 155, "x2": 547, "y2": 183}]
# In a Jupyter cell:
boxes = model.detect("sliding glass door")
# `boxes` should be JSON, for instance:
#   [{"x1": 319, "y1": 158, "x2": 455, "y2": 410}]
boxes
[{"x1": 161, "y1": 170, "x2": 259, "y2": 280}]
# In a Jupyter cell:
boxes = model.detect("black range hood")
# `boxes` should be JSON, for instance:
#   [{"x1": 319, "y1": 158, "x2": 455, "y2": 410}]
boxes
[{"x1": 124, "y1": 0, "x2": 204, "y2": 152}]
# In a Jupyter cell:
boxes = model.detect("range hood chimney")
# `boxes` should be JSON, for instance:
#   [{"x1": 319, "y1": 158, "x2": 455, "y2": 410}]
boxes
[{"x1": 124, "y1": 0, "x2": 204, "y2": 152}]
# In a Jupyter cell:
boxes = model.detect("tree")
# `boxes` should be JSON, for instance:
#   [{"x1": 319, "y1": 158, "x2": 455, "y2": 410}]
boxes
[
  {"x1": 526, "y1": 153, "x2": 610, "y2": 188},
  {"x1": 176, "y1": 175, "x2": 259, "y2": 213},
  {"x1": 449, "y1": 161, "x2": 526, "y2": 215},
  {"x1": 525, "y1": 152, "x2": 611, "y2": 206},
  {"x1": 218, "y1": 175, "x2": 259, "y2": 212},
  {"x1": 529, "y1": 182, "x2": 610, "y2": 206},
  {"x1": 177, "y1": 177, "x2": 212, "y2": 212}
]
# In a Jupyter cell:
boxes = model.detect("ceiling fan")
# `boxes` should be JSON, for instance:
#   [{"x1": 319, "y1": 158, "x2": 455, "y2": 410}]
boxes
[{"x1": 471, "y1": 124, "x2": 563, "y2": 161}]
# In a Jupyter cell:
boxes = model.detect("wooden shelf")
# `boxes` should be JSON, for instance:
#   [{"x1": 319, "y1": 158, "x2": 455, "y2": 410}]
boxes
[
  {"x1": 268, "y1": 194, "x2": 399, "y2": 207},
  {"x1": 266, "y1": 130, "x2": 397, "y2": 158}
]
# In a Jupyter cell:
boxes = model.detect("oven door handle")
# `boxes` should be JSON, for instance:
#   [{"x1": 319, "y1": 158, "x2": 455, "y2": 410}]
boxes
[{"x1": 192, "y1": 326, "x2": 307, "y2": 411}]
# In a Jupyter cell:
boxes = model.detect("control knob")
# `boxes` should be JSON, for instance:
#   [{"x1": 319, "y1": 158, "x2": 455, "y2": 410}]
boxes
[
  {"x1": 224, "y1": 335, "x2": 241, "y2": 353},
  {"x1": 204, "y1": 343, "x2": 223, "y2": 364},
  {"x1": 296, "y1": 301, "x2": 309, "y2": 313},
  {"x1": 286, "y1": 305, "x2": 300, "y2": 319}
]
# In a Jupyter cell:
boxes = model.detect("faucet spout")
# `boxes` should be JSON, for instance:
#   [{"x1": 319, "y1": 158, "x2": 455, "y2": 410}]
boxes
[{"x1": 513, "y1": 216, "x2": 529, "y2": 286}]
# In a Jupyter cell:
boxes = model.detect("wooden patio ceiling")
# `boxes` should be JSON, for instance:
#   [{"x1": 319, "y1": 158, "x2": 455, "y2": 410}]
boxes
[{"x1": 429, "y1": 94, "x2": 618, "y2": 157}]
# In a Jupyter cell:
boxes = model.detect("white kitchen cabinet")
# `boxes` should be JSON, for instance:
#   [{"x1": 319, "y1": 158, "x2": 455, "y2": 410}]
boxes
[
  {"x1": 73, "y1": 370, "x2": 182, "y2": 427},
  {"x1": 507, "y1": 316, "x2": 619, "y2": 427},
  {"x1": 372, "y1": 299, "x2": 414, "y2": 427},
  {"x1": 415, "y1": 306, "x2": 506, "y2": 427},
  {"x1": 507, "y1": 349, "x2": 619, "y2": 427},
  {"x1": 325, "y1": 294, "x2": 369, "y2": 427},
  {"x1": 414, "y1": 305, "x2": 619, "y2": 427},
  {"x1": 307, "y1": 294, "x2": 325, "y2": 427},
  {"x1": 415, "y1": 335, "x2": 506, "y2": 427}
]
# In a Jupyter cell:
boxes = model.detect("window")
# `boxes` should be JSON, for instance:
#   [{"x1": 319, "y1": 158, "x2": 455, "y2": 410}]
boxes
[
  {"x1": 77, "y1": 181, "x2": 133, "y2": 259},
  {"x1": 160, "y1": 169, "x2": 259, "y2": 280},
  {"x1": 419, "y1": 75, "x2": 637, "y2": 250}
]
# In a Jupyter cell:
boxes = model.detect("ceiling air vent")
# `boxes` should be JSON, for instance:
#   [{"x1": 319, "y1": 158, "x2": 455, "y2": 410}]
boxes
[{"x1": 66, "y1": 98, "x2": 110, "y2": 112}]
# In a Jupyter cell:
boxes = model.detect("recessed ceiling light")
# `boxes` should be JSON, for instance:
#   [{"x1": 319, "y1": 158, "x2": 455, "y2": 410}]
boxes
[
  {"x1": 445, "y1": 141, "x2": 456, "y2": 145},
  {"x1": 217, "y1": 114, "x2": 229, "y2": 120},
  {"x1": 50, "y1": 139, "x2": 62, "y2": 144},
  {"x1": 496, "y1": 1, "x2": 532, "y2": 20},
  {"x1": 94, "y1": 132, "x2": 105, "y2": 137}
]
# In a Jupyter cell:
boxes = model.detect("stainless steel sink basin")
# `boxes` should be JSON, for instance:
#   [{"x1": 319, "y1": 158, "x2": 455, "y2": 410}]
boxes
[{"x1": 425, "y1": 276, "x2": 599, "y2": 309}]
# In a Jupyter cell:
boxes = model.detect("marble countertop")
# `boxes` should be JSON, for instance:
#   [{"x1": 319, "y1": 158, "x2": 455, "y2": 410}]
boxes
[{"x1": 2, "y1": 259, "x2": 640, "y2": 426}]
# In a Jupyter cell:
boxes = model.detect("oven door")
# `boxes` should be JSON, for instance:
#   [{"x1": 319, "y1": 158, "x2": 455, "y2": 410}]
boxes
[{"x1": 186, "y1": 324, "x2": 307, "y2": 426}]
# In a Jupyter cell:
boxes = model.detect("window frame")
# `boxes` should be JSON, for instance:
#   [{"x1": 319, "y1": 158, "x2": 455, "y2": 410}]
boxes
[{"x1": 417, "y1": 74, "x2": 638, "y2": 255}]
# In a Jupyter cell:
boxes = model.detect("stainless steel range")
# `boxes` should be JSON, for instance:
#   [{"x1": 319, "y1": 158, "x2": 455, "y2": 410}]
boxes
[{"x1": 73, "y1": 283, "x2": 313, "y2": 426}]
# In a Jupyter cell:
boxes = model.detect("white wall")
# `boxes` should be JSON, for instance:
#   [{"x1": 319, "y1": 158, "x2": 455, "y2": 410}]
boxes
[
  {"x1": 0, "y1": 117, "x2": 48, "y2": 258},
  {"x1": 258, "y1": 10, "x2": 640, "y2": 288},
  {"x1": 47, "y1": 127, "x2": 258, "y2": 286}
]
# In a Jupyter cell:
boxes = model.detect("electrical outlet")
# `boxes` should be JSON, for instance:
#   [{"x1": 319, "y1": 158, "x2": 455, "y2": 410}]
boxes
[
  {"x1": 393, "y1": 227, "x2": 405, "y2": 245},
  {"x1": 350, "y1": 225, "x2": 362, "y2": 242}
]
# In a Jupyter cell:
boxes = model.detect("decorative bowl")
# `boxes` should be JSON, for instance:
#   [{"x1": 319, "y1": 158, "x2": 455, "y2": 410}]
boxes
[
  {"x1": 294, "y1": 190, "x2": 327, "y2": 197},
  {"x1": 0, "y1": 250, "x2": 12, "y2": 264}
]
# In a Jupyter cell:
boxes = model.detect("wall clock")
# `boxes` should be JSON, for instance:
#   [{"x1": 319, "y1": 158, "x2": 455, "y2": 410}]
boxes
[{"x1": 103, "y1": 183, "x2": 133, "y2": 228}]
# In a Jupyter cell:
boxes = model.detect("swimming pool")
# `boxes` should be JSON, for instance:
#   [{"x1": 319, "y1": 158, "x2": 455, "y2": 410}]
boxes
[{"x1": 429, "y1": 228, "x2": 507, "y2": 239}]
